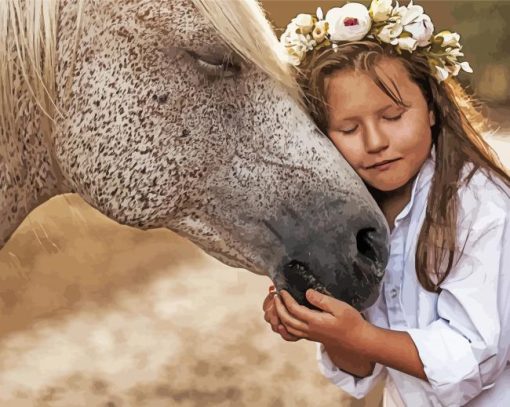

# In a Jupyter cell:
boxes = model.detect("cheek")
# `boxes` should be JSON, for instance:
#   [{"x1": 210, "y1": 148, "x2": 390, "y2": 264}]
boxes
[
  {"x1": 392, "y1": 115, "x2": 432, "y2": 153},
  {"x1": 328, "y1": 134, "x2": 364, "y2": 168}
]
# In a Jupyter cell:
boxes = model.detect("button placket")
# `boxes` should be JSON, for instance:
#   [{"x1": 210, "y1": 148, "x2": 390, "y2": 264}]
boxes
[
  {"x1": 385, "y1": 221, "x2": 408, "y2": 329},
  {"x1": 385, "y1": 283, "x2": 407, "y2": 328}
]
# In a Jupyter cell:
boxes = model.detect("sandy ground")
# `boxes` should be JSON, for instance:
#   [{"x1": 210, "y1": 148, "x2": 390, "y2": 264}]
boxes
[
  {"x1": 0, "y1": 134, "x2": 508, "y2": 406},
  {"x1": 0, "y1": 195, "x2": 366, "y2": 406}
]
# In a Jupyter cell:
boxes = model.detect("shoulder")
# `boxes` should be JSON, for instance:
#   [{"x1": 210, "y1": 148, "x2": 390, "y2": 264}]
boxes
[
  {"x1": 457, "y1": 164, "x2": 510, "y2": 230},
  {"x1": 439, "y1": 165, "x2": 510, "y2": 286}
]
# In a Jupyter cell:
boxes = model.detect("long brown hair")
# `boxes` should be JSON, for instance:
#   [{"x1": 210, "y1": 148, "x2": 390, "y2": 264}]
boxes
[{"x1": 297, "y1": 41, "x2": 510, "y2": 292}]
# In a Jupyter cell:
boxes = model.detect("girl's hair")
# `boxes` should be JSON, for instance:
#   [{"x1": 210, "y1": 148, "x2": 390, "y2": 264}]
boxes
[{"x1": 297, "y1": 41, "x2": 510, "y2": 292}]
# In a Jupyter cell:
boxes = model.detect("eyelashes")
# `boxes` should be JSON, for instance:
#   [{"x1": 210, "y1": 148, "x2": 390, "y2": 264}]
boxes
[
  {"x1": 185, "y1": 49, "x2": 242, "y2": 79},
  {"x1": 340, "y1": 126, "x2": 358, "y2": 135},
  {"x1": 337, "y1": 113, "x2": 405, "y2": 134},
  {"x1": 384, "y1": 113, "x2": 403, "y2": 121}
]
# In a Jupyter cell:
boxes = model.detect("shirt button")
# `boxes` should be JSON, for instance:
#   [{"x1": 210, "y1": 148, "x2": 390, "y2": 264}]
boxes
[{"x1": 390, "y1": 288, "x2": 398, "y2": 298}]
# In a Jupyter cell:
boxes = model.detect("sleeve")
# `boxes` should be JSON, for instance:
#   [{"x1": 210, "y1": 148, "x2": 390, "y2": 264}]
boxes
[
  {"x1": 316, "y1": 342, "x2": 387, "y2": 399},
  {"x1": 406, "y1": 179, "x2": 510, "y2": 406}
]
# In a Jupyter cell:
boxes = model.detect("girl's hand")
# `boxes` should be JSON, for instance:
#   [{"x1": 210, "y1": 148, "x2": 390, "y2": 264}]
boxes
[
  {"x1": 274, "y1": 289, "x2": 368, "y2": 350},
  {"x1": 262, "y1": 285, "x2": 301, "y2": 342}
]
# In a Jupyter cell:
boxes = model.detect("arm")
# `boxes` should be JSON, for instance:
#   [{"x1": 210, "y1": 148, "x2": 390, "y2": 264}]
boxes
[
  {"x1": 263, "y1": 286, "x2": 385, "y2": 398},
  {"x1": 400, "y1": 179, "x2": 510, "y2": 406},
  {"x1": 355, "y1": 325, "x2": 427, "y2": 381},
  {"x1": 322, "y1": 341, "x2": 375, "y2": 378},
  {"x1": 274, "y1": 291, "x2": 389, "y2": 399},
  {"x1": 276, "y1": 290, "x2": 427, "y2": 381}
]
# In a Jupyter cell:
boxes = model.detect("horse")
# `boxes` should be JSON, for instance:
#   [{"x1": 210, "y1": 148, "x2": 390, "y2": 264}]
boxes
[{"x1": 0, "y1": 0, "x2": 389, "y2": 310}]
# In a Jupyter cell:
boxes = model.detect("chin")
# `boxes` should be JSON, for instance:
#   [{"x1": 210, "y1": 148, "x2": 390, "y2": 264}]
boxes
[
  {"x1": 374, "y1": 183, "x2": 405, "y2": 192},
  {"x1": 368, "y1": 179, "x2": 408, "y2": 192}
]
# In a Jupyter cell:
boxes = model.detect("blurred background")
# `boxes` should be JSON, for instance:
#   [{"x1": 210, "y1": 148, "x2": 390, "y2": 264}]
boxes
[{"x1": 0, "y1": 1, "x2": 508, "y2": 406}]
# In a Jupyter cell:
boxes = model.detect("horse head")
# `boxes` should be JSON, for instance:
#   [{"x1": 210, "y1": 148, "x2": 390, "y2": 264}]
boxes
[{"x1": 2, "y1": 0, "x2": 389, "y2": 310}]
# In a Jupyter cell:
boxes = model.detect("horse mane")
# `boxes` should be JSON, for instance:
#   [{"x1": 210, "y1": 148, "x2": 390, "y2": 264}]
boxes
[
  {"x1": 191, "y1": 0, "x2": 304, "y2": 104},
  {"x1": 0, "y1": 0, "x2": 78, "y2": 183}
]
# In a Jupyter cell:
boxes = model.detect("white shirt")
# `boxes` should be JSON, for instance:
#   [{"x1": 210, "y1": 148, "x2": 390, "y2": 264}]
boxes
[{"x1": 316, "y1": 149, "x2": 510, "y2": 406}]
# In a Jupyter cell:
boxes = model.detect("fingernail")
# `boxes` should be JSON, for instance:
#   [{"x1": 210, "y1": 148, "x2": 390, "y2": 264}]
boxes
[{"x1": 306, "y1": 289, "x2": 316, "y2": 301}]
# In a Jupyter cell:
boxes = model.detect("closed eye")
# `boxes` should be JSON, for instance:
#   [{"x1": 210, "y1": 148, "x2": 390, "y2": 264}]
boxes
[
  {"x1": 383, "y1": 113, "x2": 403, "y2": 121},
  {"x1": 339, "y1": 125, "x2": 358, "y2": 135},
  {"x1": 185, "y1": 49, "x2": 241, "y2": 79}
]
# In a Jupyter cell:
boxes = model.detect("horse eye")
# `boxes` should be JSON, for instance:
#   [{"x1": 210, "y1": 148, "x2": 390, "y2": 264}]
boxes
[{"x1": 185, "y1": 50, "x2": 241, "y2": 78}]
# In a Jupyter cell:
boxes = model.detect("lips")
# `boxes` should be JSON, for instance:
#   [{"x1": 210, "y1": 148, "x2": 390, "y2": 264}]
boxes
[{"x1": 366, "y1": 158, "x2": 401, "y2": 169}]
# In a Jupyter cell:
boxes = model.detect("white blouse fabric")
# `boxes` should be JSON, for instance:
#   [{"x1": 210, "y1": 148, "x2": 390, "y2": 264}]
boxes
[{"x1": 316, "y1": 149, "x2": 510, "y2": 406}]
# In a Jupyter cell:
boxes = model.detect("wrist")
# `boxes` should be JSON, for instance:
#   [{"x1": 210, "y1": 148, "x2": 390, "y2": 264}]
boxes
[
  {"x1": 322, "y1": 341, "x2": 376, "y2": 378},
  {"x1": 351, "y1": 318, "x2": 377, "y2": 356}
]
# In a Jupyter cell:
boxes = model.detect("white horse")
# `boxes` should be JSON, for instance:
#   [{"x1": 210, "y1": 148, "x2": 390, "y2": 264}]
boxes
[{"x1": 0, "y1": 0, "x2": 388, "y2": 310}]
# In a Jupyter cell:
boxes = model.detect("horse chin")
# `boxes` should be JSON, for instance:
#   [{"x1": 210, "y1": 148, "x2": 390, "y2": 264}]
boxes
[
  {"x1": 275, "y1": 259, "x2": 382, "y2": 312},
  {"x1": 273, "y1": 260, "x2": 328, "y2": 310}
]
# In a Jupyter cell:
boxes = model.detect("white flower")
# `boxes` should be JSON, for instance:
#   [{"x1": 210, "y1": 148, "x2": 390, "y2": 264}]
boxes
[
  {"x1": 451, "y1": 64, "x2": 462, "y2": 77},
  {"x1": 281, "y1": 24, "x2": 313, "y2": 46},
  {"x1": 312, "y1": 20, "x2": 329, "y2": 43},
  {"x1": 285, "y1": 43, "x2": 307, "y2": 65},
  {"x1": 396, "y1": 36, "x2": 418, "y2": 52},
  {"x1": 435, "y1": 30, "x2": 461, "y2": 48},
  {"x1": 376, "y1": 21, "x2": 403, "y2": 43},
  {"x1": 369, "y1": 0, "x2": 394, "y2": 22},
  {"x1": 404, "y1": 14, "x2": 434, "y2": 47},
  {"x1": 292, "y1": 14, "x2": 315, "y2": 35},
  {"x1": 280, "y1": 27, "x2": 292, "y2": 47},
  {"x1": 437, "y1": 61, "x2": 472, "y2": 81},
  {"x1": 435, "y1": 65, "x2": 450, "y2": 82},
  {"x1": 446, "y1": 47, "x2": 464, "y2": 57},
  {"x1": 316, "y1": 7, "x2": 324, "y2": 21},
  {"x1": 460, "y1": 61, "x2": 473, "y2": 73},
  {"x1": 394, "y1": 0, "x2": 424, "y2": 26},
  {"x1": 325, "y1": 3, "x2": 372, "y2": 42}
]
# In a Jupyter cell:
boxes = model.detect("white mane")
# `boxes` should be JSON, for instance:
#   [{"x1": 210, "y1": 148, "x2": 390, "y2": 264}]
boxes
[
  {"x1": 0, "y1": 0, "x2": 83, "y2": 182},
  {"x1": 191, "y1": 0, "x2": 303, "y2": 103}
]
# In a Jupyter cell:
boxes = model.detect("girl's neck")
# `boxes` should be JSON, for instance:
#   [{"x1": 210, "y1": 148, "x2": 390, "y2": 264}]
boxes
[{"x1": 369, "y1": 178, "x2": 416, "y2": 232}]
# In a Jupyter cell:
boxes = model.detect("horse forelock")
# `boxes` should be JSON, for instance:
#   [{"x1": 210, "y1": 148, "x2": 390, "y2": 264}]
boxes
[{"x1": 190, "y1": 0, "x2": 303, "y2": 104}]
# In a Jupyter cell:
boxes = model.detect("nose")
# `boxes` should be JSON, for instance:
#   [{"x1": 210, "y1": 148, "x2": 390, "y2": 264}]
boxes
[
  {"x1": 278, "y1": 222, "x2": 389, "y2": 310},
  {"x1": 363, "y1": 122, "x2": 389, "y2": 154}
]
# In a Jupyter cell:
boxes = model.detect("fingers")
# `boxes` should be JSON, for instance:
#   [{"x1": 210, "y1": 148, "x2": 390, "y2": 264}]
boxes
[
  {"x1": 277, "y1": 323, "x2": 301, "y2": 342},
  {"x1": 280, "y1": 290, "x2": 324, "y2": 323},
  {"x1": 263, "y1": 294, "x2": 278, "y2": 324},
  {"x1": 262, "y1": 291, "x2": 276, "y2": 312},
  {"x1": 262, "y1": 291, "x2": 301, "y2": 341},
  {"x1": 274, "y1": 294, "x2": 308, "y2": 337}
]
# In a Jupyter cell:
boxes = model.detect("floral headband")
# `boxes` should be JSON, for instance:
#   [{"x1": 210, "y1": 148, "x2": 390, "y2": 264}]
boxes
[{"x1": 280, "y1": 0, "x2": 473, "y2": 82}]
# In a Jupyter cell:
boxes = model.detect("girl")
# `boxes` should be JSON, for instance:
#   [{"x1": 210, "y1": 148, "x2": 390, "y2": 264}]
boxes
[{"x1": 262, "y1": 1, "x2": 510, "y2": 406}]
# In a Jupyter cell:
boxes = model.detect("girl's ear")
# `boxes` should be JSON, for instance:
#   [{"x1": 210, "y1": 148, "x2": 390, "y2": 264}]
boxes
[{"x1": 429, "y1": 109, "x2": 436, "y2": 127}]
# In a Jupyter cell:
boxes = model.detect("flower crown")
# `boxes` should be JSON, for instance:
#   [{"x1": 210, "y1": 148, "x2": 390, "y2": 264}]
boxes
[{"x1": 280, "y1": 0, "x2": 473, "y2": 82}]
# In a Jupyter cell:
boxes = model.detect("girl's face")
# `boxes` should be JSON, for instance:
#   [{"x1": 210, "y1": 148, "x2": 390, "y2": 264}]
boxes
[{"x1": 326, "y1": 58, "x2": 435, "y2": 193}]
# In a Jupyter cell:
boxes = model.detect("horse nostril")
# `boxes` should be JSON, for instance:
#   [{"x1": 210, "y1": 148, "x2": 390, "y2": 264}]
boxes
[{"x1": 356, "y1": 227, "x2": 378, "y2": 264}]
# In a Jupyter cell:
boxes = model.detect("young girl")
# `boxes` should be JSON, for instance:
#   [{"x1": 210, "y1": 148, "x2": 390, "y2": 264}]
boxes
[{"x1": 262, "y1": 1, "x2": 510, "y2": 406}]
